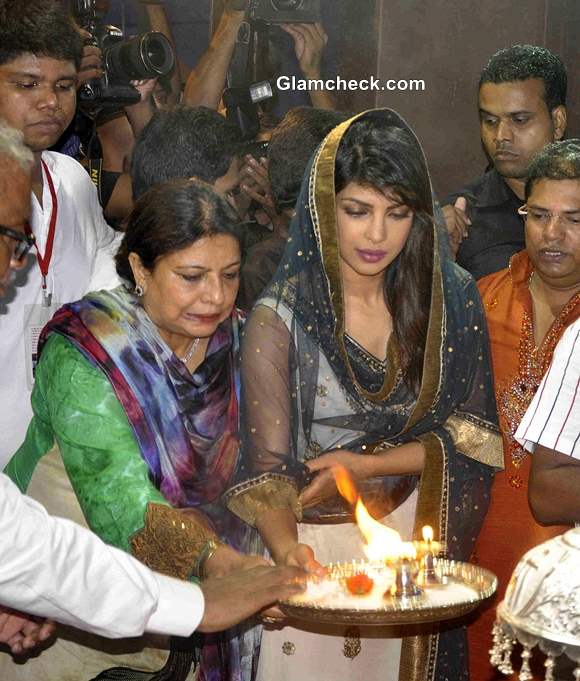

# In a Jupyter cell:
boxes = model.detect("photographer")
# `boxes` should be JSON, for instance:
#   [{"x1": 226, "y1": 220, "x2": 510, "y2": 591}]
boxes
[
  {"x1": 95, "y1": 78, "x2": 157, "y2": 222},
  {"x1": 237, "y1": 106, "x2": 348, "y2": 309},
  {"x1": 280, "y1": 21, "x2": 333, "y2": 110},
  {"x1": 183, "y1": 0, "x2": 333, "y2": 111},
  {"x1": 70, "y1": 0, "x2": 178, "y2": 221},
  {"x1": 132, "y1": 105, "x2": 244, "y2": 204},
  {"x1": 183, "y1": 0, "x2": 248, "y2": 110}
]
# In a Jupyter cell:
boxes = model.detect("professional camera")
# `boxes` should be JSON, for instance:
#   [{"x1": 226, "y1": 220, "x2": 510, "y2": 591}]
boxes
[
  {"x1": 247, "y1": 0, "x2": 322, "y2": 24},
  {"x1": 223, "y1": 80, "x2": 275, "y2": 139},
  {"x1": 226, "y1": 0, "x2": 321, "y2": 137},
  {"x1": 71, "y1": 0, "x2": 175, "y2": 109}
]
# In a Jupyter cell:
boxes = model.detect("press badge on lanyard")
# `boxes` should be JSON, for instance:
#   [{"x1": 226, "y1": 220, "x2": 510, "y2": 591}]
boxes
[{"x1": 24, "y1": 159, "x2": 60, "y2": 389}]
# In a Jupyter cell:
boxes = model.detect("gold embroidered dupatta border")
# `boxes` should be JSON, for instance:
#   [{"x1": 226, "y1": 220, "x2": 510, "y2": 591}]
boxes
[
  {"x1": 311, "y1": 112, "x2": 402, "y2": 402},
  {"x1": 311, "y1": 109, "x2": 446, "y2": 681}
]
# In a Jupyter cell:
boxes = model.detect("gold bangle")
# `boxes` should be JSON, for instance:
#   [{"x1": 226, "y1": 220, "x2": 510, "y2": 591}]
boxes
[{"x1": 198, "y1": 539, "x2": 224, "y2": 580}]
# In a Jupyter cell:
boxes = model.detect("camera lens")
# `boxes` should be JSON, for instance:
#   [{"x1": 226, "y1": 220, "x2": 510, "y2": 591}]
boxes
[
  {"x1": 271, "y1": 0, "x2": 304, "y2": 10},
  {"x1": 104, "y1": 31, "x2": 175, "y2": 83},
  {"x1": 140, "y1": 33, "x2": 173, "y2": 74}
]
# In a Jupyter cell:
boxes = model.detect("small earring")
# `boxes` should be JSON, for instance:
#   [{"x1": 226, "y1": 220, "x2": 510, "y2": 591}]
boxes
[{"x1": 134, "y1": 284, "x2": 144, "y2": 297}]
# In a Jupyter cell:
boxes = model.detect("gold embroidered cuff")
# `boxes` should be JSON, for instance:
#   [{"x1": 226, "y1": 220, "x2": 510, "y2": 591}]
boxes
[
  {"x1": 130, "y1": 502, "x2": 219, "y2": 580},
  {"x1": 445, "y1": 413, "x2": 504, "y2": 469},
  {"x1": 225, "y1": 474, "x2": 303, "y2": 526}
]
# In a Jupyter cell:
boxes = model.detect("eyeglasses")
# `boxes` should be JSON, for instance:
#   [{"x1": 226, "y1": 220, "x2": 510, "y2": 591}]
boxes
[
  {"x1": 518, "y1": 204, "x2": 580, "y2": 230},
  {"x1": 0, "y1": 225, "x2": 36, "y2": 261}
]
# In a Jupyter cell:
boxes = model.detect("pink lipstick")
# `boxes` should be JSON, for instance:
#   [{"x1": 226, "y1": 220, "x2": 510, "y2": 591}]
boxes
[{"x1": 356, "y1": 249, "x2": 387, "y2": 263}]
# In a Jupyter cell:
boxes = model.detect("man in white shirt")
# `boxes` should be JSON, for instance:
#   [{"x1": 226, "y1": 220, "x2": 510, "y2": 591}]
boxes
[
  {"x1": 0, "y1": 472, "x2": 305, "y2": 653},
  {"x1": 0, "y1": 122, "x2": 305, "y2": 656},
  {"x1": 516, "y1": 316, "x2": 580, "y2": 525},
  {"x1": 0, "y1": 0, "x2": 122, "y2": 468}
]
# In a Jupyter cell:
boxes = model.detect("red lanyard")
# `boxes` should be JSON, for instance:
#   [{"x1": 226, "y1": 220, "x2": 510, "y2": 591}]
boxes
[{"x1": 26, "y1": 160, "x2": 58, "y2": 305}]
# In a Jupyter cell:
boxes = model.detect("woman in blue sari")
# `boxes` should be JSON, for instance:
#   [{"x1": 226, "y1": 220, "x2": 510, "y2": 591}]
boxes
[{"x1": 226, "y1": 109, "x2": 503, "y2": 681}]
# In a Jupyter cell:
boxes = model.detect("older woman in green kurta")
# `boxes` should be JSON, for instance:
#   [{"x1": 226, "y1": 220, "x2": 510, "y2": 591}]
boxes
[{"x1": 6, "y1": 179, "x2": 261, "y2": 681}]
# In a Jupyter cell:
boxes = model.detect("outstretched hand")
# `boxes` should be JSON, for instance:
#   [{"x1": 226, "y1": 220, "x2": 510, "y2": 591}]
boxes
[
  {"x1": 281, "y1": 23, "x2": 328, "y2": 78},
  {"x1": 77, "y1": 30, "x2": 104, "y2": 86},
  {"x1": 301, "y1": 450, "x2": 373, "y2": 508},
  {"x1": 0, "y1": 608, "x2": 55, "y2": 656},
  {"x1": 203, "y1": 543, "x2": 270, "y2": 580},
  {"x1": 240, "y1": 156, "x2": 277, "y2": 218},
  {"x1": 128, "y1": 78, "x2": 158, "y2": 106},
  {"x1": 280, "y1": 542, "x2": 324, "y2": 574},
  {"x1": 198, "y1": 564, "x2": 307, "y2": 632}
]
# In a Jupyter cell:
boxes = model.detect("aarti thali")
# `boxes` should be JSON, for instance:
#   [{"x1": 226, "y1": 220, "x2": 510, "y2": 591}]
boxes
[
  {"x1": 280, "y1": 465, "x2": 497, "y2": 627},
  {"x1": 280, "y1": 557, "x2": 497, "y2": 627}
]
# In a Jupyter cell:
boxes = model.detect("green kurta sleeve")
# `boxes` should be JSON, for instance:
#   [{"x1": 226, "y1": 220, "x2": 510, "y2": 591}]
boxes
[{"x1": 6, "y1": 334, "x2": 169, "y2": 553}]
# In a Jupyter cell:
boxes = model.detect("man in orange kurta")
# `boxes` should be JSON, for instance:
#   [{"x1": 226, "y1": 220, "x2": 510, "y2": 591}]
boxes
[{"x1": 469, "y1": 140, "x2": 580, "y2": 680}]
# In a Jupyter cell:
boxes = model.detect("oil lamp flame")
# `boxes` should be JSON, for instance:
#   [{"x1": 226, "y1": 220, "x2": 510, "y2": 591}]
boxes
[
  {"x1": 355, "y1": 498, "x2": 413, "y2": 561},
  {"x1": 333, "y1": 464, "x2": 415, "y2": 562},
  {"x1": 422, "y1": 525, "x2": 433, "y2": 543},
  {"x1": 334, "y1": 463, "x2": 358, "y2": 505}
]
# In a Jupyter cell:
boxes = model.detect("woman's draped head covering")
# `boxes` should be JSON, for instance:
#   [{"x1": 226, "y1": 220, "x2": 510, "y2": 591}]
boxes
[
  {"x1": 244, "y1": 107, "x2": 500, "y2": 551},
  {"x1": 264, "y1": 108, "x2": 445, "y2": 420},
  {"x1": 232, "y1": 109, "x2": 500, "y2": 574}
]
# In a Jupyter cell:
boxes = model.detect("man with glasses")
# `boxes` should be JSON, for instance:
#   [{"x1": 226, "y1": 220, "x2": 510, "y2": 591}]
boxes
[
  {"x1": 0, "y1": 227, "x2": 34, "y2": 266},
  {"x1": 0, "y1": 127, "x2": 34, "y2": 298},
  {"x1": 468, "y1": 139, "x2": 580, "y2": 681}
]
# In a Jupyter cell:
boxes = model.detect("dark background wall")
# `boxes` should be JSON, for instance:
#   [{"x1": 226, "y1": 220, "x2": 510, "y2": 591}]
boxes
[
  {"x1": 105, "y1": 0, "x2": 211, "y2": 68},
  {"x1": 103, "y1": 0, "x2": 579, "y2": 199},
  {"x1": 373, "y1": 0, "x2": 580, "y2": 198}
]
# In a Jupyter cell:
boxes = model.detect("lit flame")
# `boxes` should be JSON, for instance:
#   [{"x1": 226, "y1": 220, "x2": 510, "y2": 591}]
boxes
[
  {"x1": 334, "y1": 463, "x2": 358, "y2": 505},
  {"x1": 355, "y1": 498, "x2": 415, "y2": 560},
  {"x1": 422, "y1": 525, "x2": 433, "y2": 543},
  {"x1": 333, "y1": 465, "x2": 416, "y2": 562}
]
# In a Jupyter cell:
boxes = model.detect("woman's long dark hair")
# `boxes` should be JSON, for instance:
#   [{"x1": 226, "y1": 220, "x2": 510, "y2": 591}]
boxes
[{"x1": 335, "y1": 118, "x2": 434, "y2": 394}]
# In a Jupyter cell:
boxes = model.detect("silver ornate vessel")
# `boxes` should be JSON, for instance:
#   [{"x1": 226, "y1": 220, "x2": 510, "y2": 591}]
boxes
[{"x1": 490, "y1": 527, "x2": 580, "y2": 680}]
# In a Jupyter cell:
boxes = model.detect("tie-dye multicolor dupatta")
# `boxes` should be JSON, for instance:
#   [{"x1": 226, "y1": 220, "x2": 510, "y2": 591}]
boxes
[
  {"x1": 40, "y1": 286, "x2": 241, "y2": 512},
  {"x1": 39, "y1": 286, "x2": 260, "y2": 681}
]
